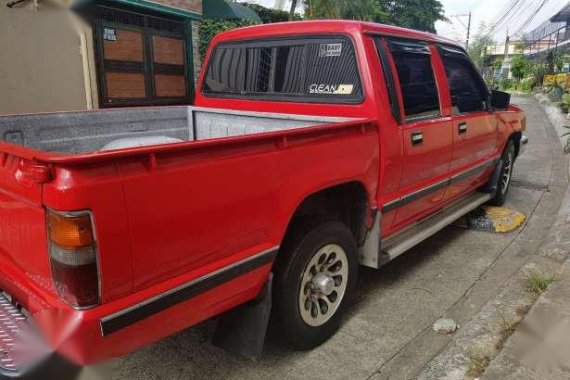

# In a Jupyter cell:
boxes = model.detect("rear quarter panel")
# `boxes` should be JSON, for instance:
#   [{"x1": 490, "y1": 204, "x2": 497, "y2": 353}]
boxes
[
  {"x1": 496, "y1": 103, "x2": 525, "y2": 151},
  {"x1": 114, "y1": 121, "x2": 379, "y2": 292},
  {"x1": 0, "y1": 153, "x2": 54, "y2": 312},
  {"x1": 42, "y1": 162, "x2": 133, "y2": 303}
]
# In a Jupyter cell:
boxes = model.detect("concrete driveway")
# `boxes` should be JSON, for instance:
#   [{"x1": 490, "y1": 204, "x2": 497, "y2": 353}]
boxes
[{"x1": 111, "y1": 95, "x2": 563, "y2": 380}]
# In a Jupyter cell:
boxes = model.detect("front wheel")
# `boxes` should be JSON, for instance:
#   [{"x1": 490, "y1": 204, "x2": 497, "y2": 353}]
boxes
[
  {"x1": 488, "y1": 140, "x2": 515, "y2": 206},
  {"x1": 273, "y1": 221, "x2": 358, "y2": 350}
]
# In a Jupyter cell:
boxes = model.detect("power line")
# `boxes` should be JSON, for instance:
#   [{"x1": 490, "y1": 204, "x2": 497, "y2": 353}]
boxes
[
  {"x1": 493, "y1": 0, "x2": 533, "y2": 35},
  {"x1": 488, "y1": 0, "x2": 526, "y2": 32}
]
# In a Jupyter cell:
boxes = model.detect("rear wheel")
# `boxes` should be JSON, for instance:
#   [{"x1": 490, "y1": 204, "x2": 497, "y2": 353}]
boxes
[
  {"x1": 488, "y1": 140, "x2": 515, "y2": 206},
  {"x1": 273, "y1": 220, "x2": 357, "y2": 350}
]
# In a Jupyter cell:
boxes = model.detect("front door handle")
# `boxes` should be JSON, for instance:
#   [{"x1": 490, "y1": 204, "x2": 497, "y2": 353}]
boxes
[
  {"x1": 458, "y1": 122, "x2": 468, "y2": 134},
  {"x1": 411, "y1": 131, "x2": 423, "y2": 145}
]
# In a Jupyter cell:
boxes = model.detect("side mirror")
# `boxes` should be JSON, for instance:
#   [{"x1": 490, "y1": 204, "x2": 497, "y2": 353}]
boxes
[{"x1": 490, "y1": 90, "x2": 511, "y2": 110}]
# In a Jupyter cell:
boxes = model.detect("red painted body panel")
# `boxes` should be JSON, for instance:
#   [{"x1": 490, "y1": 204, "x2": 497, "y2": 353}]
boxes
[{"x1": 0, "y1": 20, "x2": 524, "y2": 366}]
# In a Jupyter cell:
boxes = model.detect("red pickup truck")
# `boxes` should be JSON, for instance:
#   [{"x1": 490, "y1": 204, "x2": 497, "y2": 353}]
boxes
[{"x1": 0, "y1": 21, "x2": 526, "y2": 378}]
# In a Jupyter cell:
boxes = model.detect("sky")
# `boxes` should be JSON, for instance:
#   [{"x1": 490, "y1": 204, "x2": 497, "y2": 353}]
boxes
[
  {"x1": 251, "y1": 0, "x2": 570, "y2": 44},
  {"x1": 435, "y1": 0, "x2": 568, "y2": 43}
]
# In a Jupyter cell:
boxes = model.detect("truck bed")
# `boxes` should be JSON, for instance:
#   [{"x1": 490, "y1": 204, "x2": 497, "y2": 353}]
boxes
[
  {"x1": 0, "y1": 107, "x2": 352, "y2": 155},
  {"x1": 0, "y1": 105, "x2": 378, "y2": 366}
]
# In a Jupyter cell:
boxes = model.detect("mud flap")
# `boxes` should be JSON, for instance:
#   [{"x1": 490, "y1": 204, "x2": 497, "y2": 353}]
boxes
[
  {"x1": 481, "y1": 158, "x2": 504, "y2": 197},
  {"x1": 212, "y1": 273, "x2": 272, "y2": 360}
]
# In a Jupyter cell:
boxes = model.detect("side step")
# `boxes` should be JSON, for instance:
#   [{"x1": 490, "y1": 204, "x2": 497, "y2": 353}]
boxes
[{"x1": 381, "y1": 192, "x2": 492, "y2": 263}]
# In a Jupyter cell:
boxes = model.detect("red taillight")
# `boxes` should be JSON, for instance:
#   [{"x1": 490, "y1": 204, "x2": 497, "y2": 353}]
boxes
[{"x1": 47, "y1": 210, "x2": 99, "y2": 309}]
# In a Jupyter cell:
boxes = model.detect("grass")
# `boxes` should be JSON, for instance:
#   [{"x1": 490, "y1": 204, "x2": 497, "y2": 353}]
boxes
[
  {"x1": 495, "y1": 308, "x2": 525, "y2": 354},
  {"x1": 524, "y1": 271, "x2": 556, "y2": 296},
  {"x1": 497, "y1": 310, "x2": 518, "y2": 342},
  {"x1": 467, "y1": 350, "x2": 492, "y2": 378}
]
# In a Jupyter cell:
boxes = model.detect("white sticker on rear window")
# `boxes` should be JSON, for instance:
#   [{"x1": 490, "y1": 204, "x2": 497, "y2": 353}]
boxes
[
  {"x1": 334, "y1": 84, "x2": 354, "y2": 95},
  {"x1": 319, "y1": 43, "x2": 342, "y2": 57}
]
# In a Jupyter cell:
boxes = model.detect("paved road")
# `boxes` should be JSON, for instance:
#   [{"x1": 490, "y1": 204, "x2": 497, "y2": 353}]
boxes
[{"x1": 111, "y1": 95, "x2": 558, "y2": 380}]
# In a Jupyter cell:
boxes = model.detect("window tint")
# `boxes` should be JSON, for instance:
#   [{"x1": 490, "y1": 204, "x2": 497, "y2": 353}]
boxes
[
  {"x1": 204, "y1": 47, "x2": 245, "y2": 94},
  {"x1": 388, "y1": 40, "x2": 440, "y2": 121},
  {"x1": 438, "y1": 46, "x2": 487, "y2": 114},
  {"x1": 203, "y1": 37, "x2": 362, "y2": 103}
]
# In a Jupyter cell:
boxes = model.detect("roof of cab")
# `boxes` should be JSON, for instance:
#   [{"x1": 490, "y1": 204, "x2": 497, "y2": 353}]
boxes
[{"x1": 211, "y1": 20, "x2": 460, "y2": 48}]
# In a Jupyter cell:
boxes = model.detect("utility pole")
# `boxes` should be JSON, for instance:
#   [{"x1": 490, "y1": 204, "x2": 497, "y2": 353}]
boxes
[
  {"x1": 466, "y1": 12, "x2": 472, "y2": 49},
  {"x1": 502, "y1": 29, "x2": 510, "y2": 79},
  {"x1": 289, "y1": 0, "x2": 298, "y2": 20},
  {"x1": 452, "y1": 12, "x2": 472, "y2": 49},
  {"x1": 504, "y1": 29, "x2": 510, "y2": 59}
]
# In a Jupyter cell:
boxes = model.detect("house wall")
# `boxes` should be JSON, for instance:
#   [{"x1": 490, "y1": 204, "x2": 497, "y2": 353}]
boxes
[
  {"x1": 0, "y1": 4, "x2": 97, "y2": 114},
  {"x1": 152, "y1": 0, "x2": 203, "y2": 89}
]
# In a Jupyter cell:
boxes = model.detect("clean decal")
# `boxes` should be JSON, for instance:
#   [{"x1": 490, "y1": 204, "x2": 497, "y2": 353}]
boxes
[{"x1": 309, "y1": 84, "x2": 354, "y2": 95}]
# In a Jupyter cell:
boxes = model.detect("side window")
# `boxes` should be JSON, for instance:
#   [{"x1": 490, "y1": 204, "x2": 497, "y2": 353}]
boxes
[
  {"x1": 388, "y1": 39, "x2": 440, "y2": 122},
  {"x1": 438, "y1": 45, "x2": 487, "y2": 114}
]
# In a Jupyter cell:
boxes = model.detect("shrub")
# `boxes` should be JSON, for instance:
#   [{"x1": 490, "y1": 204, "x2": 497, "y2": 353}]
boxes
[
  {"x1": 519, "y1": 77, "x2": 536, "y2": 92},
  {"x1": 499, "y1": 77, "x2": 513, "y2": 91},
  {"x1": 199, "y1": 19, "x2": 259, "y2": 60}
]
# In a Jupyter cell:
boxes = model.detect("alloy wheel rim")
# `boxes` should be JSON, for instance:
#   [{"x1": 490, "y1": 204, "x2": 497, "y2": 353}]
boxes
[
  {"x1": 298, "y1": 244, "x2": 348, "y2": 327},
  {"x1": 501, "y1": 152, "x2": 513, "y2": 195}
]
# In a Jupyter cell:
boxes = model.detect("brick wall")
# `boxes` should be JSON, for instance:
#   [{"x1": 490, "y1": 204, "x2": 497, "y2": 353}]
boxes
[{"x1": 154, "y1": 0, "x2": 202, "y2": 15}]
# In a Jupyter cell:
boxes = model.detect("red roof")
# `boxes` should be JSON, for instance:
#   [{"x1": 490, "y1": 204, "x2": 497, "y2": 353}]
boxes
[{"x1": 212, "y1": 20, "x2": 460, "y2": 48}]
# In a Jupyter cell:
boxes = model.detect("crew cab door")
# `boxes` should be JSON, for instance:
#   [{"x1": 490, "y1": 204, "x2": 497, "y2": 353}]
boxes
[
  {"x1": 383, "y1": 39, "x2": 453, "y2": 228},
  {"x1": 436, "y1": 45, "x2": 498, "y2": 200}
]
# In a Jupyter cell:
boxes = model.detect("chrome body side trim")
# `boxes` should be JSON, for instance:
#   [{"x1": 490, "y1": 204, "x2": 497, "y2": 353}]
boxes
[
  {"x1": 381, "y1": 158, "x2": 498, "y2": 212},
  {"x1": 100, "y1": 246, "x2": 278, "y2": 336}
]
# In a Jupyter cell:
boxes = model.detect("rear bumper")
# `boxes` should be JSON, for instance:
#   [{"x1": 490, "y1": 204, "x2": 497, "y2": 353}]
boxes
[
  {"x1": 0, "y1": 355, "x2": 78, "y2": 380},
  {"x1": 0, "y1": 248, "x2": 275, "y2": 367},
  {"x1": 0, "y1": 294, "x2": 78, "y2": 380}
]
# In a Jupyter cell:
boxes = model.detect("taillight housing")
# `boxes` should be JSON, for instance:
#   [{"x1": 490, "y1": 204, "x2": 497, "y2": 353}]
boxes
[{"x1": 47, "y1": 209, "x2": 100, "y2": 309}]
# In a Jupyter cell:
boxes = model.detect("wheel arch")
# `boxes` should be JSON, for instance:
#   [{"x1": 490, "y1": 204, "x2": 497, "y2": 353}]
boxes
[
  {"x1": 280, "y1": 181, "x2": 371, "y2": 250},
  {"x1": 511, "y1": 131, "x2": 523, "y2": 158}
]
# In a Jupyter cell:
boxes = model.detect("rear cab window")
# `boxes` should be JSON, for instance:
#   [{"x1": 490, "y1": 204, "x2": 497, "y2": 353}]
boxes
[{"x1": 203, "y1": 36, "x2": 363, "y2": 104}]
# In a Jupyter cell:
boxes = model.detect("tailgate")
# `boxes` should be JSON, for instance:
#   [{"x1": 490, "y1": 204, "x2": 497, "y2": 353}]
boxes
[{"x1": 0, "y1": 152, "x2": 53, "y2": 312}]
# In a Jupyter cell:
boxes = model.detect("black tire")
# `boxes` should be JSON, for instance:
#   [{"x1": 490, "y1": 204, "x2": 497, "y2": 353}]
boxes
[
  {"x1": 488, "y1": 140, "x2": 515, "y2": 206},
  {"x1": 273, "y1": 220, "x2": 358, "y2": 350}
]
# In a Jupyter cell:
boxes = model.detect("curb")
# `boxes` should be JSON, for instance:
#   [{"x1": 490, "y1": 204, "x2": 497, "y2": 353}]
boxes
[
  {"x1": 415, "y1": 95, "x2": 570, "y2": 380},
  {"x1": 534, "y1": 92, "x2": 569, "y2": 144},
  {"x1": 482, "y1": 168, "x2": 570, "y2": 379}
]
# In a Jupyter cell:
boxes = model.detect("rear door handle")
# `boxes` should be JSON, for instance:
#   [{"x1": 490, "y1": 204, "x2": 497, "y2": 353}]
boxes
[
  {"x1": 458, "y1": 122, "x2": 468, "y2": 134},
  {"x1": 411, "y1": 131, "x2": 423, "y2": 145}
]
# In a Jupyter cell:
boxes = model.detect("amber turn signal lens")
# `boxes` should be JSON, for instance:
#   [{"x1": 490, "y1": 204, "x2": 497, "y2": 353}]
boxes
[{"x1": 47, "y1": 211, "x2": 94, "y2": 249}]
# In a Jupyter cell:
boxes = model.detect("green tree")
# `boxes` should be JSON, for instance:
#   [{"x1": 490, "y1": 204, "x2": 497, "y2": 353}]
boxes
[
  {"x1": 510, "y1": 55, "x2": 529, "y2": 80},
  {"x1": 304, "y1": 0, "x2": 445, "y2": 33},
  {"x1": 305, "y1": 0, "x2": 387, "y2": 21},
  {"x1": 383, "y1": 0, "x2": 446, "y2": 33},
  {"x1": 240, "y1": 2, "x2": 298, "y2": 23}
]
